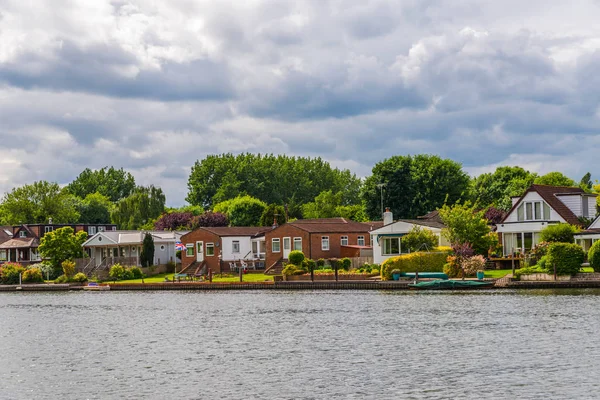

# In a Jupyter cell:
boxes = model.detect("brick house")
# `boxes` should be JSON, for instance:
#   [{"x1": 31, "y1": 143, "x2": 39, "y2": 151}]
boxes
[
  {"x1": 264, "y1": 218, "x2": 382, "y2": 271},
  {"x1": 0, "y1": 222, "x2": 117, "y2": 265},
  {"x1": 180, "y1": 226, "x2": 272, "y2": 274}
]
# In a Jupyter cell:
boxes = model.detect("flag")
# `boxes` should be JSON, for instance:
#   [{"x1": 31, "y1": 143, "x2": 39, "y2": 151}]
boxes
[{"x1": 175, "y1": 241, "x2": 186, "y2": 251}]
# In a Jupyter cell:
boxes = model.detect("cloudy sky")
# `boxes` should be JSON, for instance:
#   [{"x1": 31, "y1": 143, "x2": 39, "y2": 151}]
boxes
[{"x1": 2, "y1": 0, "x2": 600, "y2": 206}]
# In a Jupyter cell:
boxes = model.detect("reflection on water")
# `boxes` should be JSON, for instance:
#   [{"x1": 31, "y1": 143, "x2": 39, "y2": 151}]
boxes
[{"x1": 1, "y1": 290, "x2": 600, "y2": 399}]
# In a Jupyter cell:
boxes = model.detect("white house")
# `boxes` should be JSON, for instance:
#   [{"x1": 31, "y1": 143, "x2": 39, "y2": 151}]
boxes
[
  {"x1": 370, "y1": 208, "x2": 450, "y2": 265},
  {"x1": 575, "y1": 215, "x2": 600, "y2": 252},
  {"x1": 82, "y1": 230, "x2": 189, "y2": 268},
  {"x1": 496, "y1": 185, "x2": 596, "y2": 256}
]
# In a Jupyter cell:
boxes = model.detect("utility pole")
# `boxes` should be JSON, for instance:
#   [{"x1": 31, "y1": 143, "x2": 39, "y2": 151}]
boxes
[{"x1": 376, "y1": 183, "x2": 387, "y2": 217}]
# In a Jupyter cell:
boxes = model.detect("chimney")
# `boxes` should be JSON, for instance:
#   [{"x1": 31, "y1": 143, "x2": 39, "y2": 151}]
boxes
[
  {"x1": 383, "y1": 207, "x2": 393, "y2": 225},
  {"x1": 272, "y1": 216, "x2": 279, "y2": 230},
  {"x1": 48, "y1": 217, "x2": 53, "y2": 225}
]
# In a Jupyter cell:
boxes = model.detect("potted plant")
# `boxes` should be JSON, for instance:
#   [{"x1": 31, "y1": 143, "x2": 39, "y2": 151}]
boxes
[
  {"x1": 391, "y1": 269, "x2": 402, "y2": 281},
  {"x1": 476, "y1": 269, "x2": 485, "y2": 280}
]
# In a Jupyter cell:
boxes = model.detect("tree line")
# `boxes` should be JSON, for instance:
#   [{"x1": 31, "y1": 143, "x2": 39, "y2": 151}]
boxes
[{"x1": 0, "y1": 154, "x2": 595, "y2": 230}]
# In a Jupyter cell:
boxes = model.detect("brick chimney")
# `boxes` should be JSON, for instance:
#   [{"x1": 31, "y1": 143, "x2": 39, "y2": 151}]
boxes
[{"x1": 383, "y1": 207, "x2": 393, "y2": 225}]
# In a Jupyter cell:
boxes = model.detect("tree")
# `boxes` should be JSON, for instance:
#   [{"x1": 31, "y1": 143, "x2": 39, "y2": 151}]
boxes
[
  {"x1": 78, "y1": 192, "x2": 113, "y2": 224},
  {"x1": 540, "y1": 223, "x2": 578, "y2": 243},
  {"x1": 222, "y1": 195, "x2": 267, "y2": 227},
  {"x1": 401, "y1": 225, "x2": 439, "y2": 252},
  {"x1": 154, "y1": 212, "x2": 194, "y2": 231},
  {"x1": 186, "y1": 153, "x2": 361, "y2": 209},
  {"x1": 470, "y1": 166, "x2": 537, "y2": 211},
  {"x1": 260, "y1": 204, "x2": 286, "y2": 226},
  {"x1": 362, "y1": 155, "x2": 470, "y2": 220},
  {"x1": 302, "y1": 190, "x2": 368, "y2": 221},
  {"x1": 111, "y1": 185, "x2": 166, "y2": 230},
  {"x1": 534, "y1": 172, "x2": 576, "y2": 187},
  {"x1": 438, "y1": 202, "x2": 496, "y2": 256},
  {"x1": 190, "y1": 212, "x2": 229, "y2": 228},
  {"x1": 580, "y1": 172, "x2": 593, "y2": 192},
  {"x1": 140, "y1": 233, "x2": 155, "y2": 268},
  {"x1": 38, "y1": 227, "x2": 88, "y2": 278},
  {"x1": 0, "y1": 181, "x2": 80, "y2": 224},
  {"x1": 67, "y1": 167, "x2": 135, "y2": 202},
  {"x1": 484, "y1": 207, "x2": 506, "y2": 225}
]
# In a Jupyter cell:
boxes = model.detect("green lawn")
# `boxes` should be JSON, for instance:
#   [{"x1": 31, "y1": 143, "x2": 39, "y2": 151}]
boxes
[
  {"x1": 107, "y1": 272, "x2": 273, "y2": 284},
  {"x1": 484, "y1": 269, "x2": 512, "y2": 279}
]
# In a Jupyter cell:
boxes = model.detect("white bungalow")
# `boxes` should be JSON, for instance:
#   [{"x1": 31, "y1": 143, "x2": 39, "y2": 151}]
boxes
[
  {"x1": 496, "y1": 185, "x2": 596, "y2": 255},
  {"x1": 82, "y1": 230, "x2": 189, "y2": 268},
  {"x1": 370, "y1": 208, "x2": 450, "y2": 265},
  {"x1": 575, "y1": 215, "x2": 600, "y2": 252}
]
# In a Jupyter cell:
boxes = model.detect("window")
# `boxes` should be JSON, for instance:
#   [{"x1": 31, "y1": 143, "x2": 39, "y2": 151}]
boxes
[
  {"x1": 517, "y1": 201, "x2": 550, "y2": 221},
  {"x1": 186, "y1": 243, "x2": 194, "y2": 257},
  {"x1": 232, "y1": 240, "x2": 240, "y2": 253},
  {"x1": 160, "y1": 245, "x2": 165, "y2": 251},
  {"x1": 206, "y1": 243, "x2": 215, "y2": 256},
  {"x1": 383, "y1": 238, "x2": 401, "y2": 255},
  {"x1": 131, "y1": 247, "x2": 136, "y2": 254},
  {"x1": 340, "y1": 236, "x2": 348, "y2": 246},
  {"x1": 89, "y1": 226, "x2": 97, "y2": 235},
  {"x1": 98, "y1": 226, "x2": 105, "y2": 232},
  {"x1": 293, "y1": 237, "x2": 302, "y2": 251},
  {"x1": 321, "y1": 236, "x2": 330, "y2": 251},
  {"x1": 31, "y1": 249, "x2": 40, "y2": 261},
  {"x1": 357, "y1": 236, "x2": 365, "y2": 246},
  {"x1": 19, "y1": 231, "x2": 26, "y2": 238},
  {"x1": 120, "y1": 248, "x2": 126, "y2": 257},
  {"x1": 45, "y1": 226, "x2": 53, "y2": 233},
  {"x1": 272, "y1": 238, "x2": 281, "y2": 253},
  {"x1": 583, "y1": 197, "x2": 589, "y2": 218},
  {"x1": 0, "y1": 250, "x2": 6, "y2": 261},
  {"x1": 502, "y1": 232, "x2": 541, "y2": 255},
  {"x1": 112, "y1": 226, "x2": 117, "y2": 231}
]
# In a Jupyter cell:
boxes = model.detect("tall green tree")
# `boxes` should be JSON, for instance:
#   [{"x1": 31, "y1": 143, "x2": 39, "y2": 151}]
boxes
[
  {"x1": 0, "y1": 181, "x2": 80, "y2": 224},
  {"x1": 67, "y1": 167, "x2": 135, "y2": 202},
  {"x1": 186, "y1": 153, "x2": 361, "y2": 209},
  {"x1": 438, "y1": 202, "x2": 498, "y2": 256},
  {"x1": 534, "y1": 172, "x2": 576, "y2": 187},
  {"x1": 302, "y1": 190, "x2": 368, "y2": 221},
  {"x1": 77, "y1": 192, "x2": 113, "y2": 224},
  {"x1": 580, "y1": 172, "x2": 593, "y2": 192},
  {"x1": 470, "y1": 166, "x2": 537, "y2": 211},
  {"x1": 111, "y1": 185, "x2": 166, "y2": 230},
  {"x1": 213, "y1": 195, "x2": 266, "y2": 227},
  {"x1": 38, "y1": 227, "x2": 88, "y2": 278},
  {"x1": 140, "y1": 233, "x2": 155, "y2": 268},
  {"x1": 362, "y1": 155, "x2": 470, "y2": 220}
]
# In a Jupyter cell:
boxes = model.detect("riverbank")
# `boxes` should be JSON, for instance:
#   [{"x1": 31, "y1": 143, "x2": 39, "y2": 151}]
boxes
[{"x1": 5, "y1": 279, "x2": 600, "y2": 291}]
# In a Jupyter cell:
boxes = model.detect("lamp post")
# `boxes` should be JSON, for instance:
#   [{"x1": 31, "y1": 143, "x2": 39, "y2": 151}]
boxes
[{"x1": 376, "y1": 183, "x2": 387, "y2": 217}]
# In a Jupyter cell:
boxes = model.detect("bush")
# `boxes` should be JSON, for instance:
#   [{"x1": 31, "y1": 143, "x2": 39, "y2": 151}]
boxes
[
  {"x1": 341, "y1": 258, "x2": 352, "y2": 271},
  {"x1": 165, "y1": 261, "x2": 176, "y2": 273},
  {"x1": 305, "y1": 259, "x2": 316, "y2": 272},
  {"x1": 588, "y1": 241, "x2": 600, "y2": 273},
  {"x1": 129, "y1": 266, "x2": 144, "y2": 279},
  {"x1": 109, "y1": 263, "x2": 126, "y2": 281},
  {"x1": 0, "y1": 263, "x2": 26, "y2": 284},
  {"x1": 546, "y1": 242, "x2": 585, "y2": 276},
  {"x1": 282, "y1": 264, "x2": 307, "y2": 276},
  {"x1": 381, "y1": 250, "x2": 452, "y2": 280},
  {"x1": 54, "y1": 275, "x2": 68, "y2": 283},
  {"x1": 537, "y1": 255, "x2": 548, "y2": 270},
  {"x1": 443, "y1": 256, "x2": 462, "y2": 278},
  {"x1": 461, "y1": 255, "x2": 487, "y2": 276},
  {"x1": 288, "y1": 250, "x2": 305, "y2": 266},
  {"x1": 62, "y1": 260, "x2": 76, "y2": 279},
  {"x1": 329, "y1": 258, "x2": 340, "y2": 270},
  {"x1": 72, "y1": 272, "x2": 88, "y2": 283},
  {"x1": 540, "y1": 223, "x2": 578, "y2": 243},
  {"x1": 514, "y1": 265, "x2": 548, "y2": 280},
  {"x1": 371, "y1": 268, "x2": 379, "y2": 275},
  {"x1": 401, "y1": 225, "x2": 438, "y2": 252},
  {"x1": 22, "y1": 268, "x2": 44, "y2": 283},
  {"x1": 316, "y1": 258, "x2": 325, "y2": 268}
]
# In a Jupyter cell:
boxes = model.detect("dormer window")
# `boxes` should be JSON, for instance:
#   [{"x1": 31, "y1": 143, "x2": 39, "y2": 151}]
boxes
[
  {"x1": 19, "y1": 231, "x2": 26, "y2": 238},
  {"x1": 517, "y1": 201, "x2": 551, "y2": 221}
]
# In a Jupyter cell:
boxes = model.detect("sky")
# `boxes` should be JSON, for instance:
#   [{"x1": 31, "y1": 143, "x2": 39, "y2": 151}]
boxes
[{"x1": 2, "y1": 0, "x2": 600, "y2": 206}]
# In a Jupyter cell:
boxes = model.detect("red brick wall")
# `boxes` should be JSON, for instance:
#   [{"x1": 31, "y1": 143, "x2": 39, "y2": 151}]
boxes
[
  {"x1": 265, "y1": 225, "x2": 310, "y2": 267},
  {"x1": 308, "y1": 233, "x2": 371, "y2": 261},
  {"x1": 180, "y1": 229, "x2": 223, "y2": 273}
]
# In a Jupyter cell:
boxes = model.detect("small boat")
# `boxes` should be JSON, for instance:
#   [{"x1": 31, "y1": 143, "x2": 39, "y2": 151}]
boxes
[
  {"x1": 408, "y1": 279, "x2": 494, "y2": 290},
  {"x1": 83, "y1": 282, "x2": 110, "y2": 291}
]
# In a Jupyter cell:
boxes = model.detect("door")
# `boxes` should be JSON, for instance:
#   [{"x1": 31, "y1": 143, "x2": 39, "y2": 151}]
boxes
[
  {"x1": 196, "y1": 241, "x2": 204, "y2": 262},
  {"x1": 283, "y1": 237, "x2": 291, "y2": 259}
]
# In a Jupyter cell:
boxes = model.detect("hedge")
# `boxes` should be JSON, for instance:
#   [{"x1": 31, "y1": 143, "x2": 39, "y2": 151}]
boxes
[
  {"x1": 589, "y1": 241, "x2": 600, "y2": 273},
  {"x1": 546, "y1": 242, "x2": 585, "y2": 276},
  {"x1": 381, "y1": 250, "x2": 451, "y2": 281}
]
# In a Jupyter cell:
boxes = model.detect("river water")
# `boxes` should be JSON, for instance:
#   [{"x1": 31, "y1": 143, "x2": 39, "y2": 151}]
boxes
[{"x1": 1, "y1": 290, "x2": 600, "y2": 399}]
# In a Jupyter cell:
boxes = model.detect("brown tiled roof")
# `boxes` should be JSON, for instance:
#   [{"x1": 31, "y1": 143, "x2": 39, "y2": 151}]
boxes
[
  {"x1": 417, "y1": 210, "x2": 444, "y2": 224},
  {"x1": 287, "y1": 218, "x2": 374, "y2": 233},
  {"x1": 502, "y1": 184, "x2": 586, "y2": 226},
  {"x1": 195, "y1": 226, "x2": 272, "y2": 237},
  {"x1": 575, "y1": 228, "x2": 600, "y2": 235},
  {"x1": 0, "y1": 238, "x2": 39, "y2": 249},
  {"x1": 396, "y1": 219, "x2": 446, "y2": 229},
  {"x1": 0, "y1": 226, "x2": 12, "y2": 245}
]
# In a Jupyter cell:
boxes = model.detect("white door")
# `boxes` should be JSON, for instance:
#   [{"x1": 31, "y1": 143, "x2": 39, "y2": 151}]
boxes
[
  {"x1": 283, "y1": 237, "x2": 291, "y2": 259},
  {"x1": 196, "y1": 241, "x2": 204, "y2": 262}
]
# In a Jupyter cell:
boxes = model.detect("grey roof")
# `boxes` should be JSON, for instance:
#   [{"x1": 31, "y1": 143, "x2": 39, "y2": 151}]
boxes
[{"x1": 83, "y1": 230, "x2": 189, "y2": 247}]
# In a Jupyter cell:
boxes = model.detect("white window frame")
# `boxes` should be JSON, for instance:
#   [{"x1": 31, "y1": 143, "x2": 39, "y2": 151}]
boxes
[
  {"x1": 186, "y1": 243, "x2": 194, "y2": 257},
  {"x1": 340, "y1": 236, "x2": 349, "y2": 246},
  {"x1": 517, "y1": 201, "x2": 550, "y2": 221},
  {"x1": 382, "y1": 237, "x2": 401, "y2": 256},
  {"x1": 321, "y1": 236, "x2": 330, "y2": 251},
  {"x1": 45, "y1": 226, "x2": 53, "y2": 234},
  {"x1": 206, "y1": 243, "x2": 215, "y2": 256},
  {"x1": 19, "y1": 231, "x2": 26, "y2": 238},
  {"x1": 89, "y1": 226, "x2": 97, "y2": 235},
  {"x1": 293, "y1": 237, "x2": 302, "y2": 251},
  {"x1": 232, "y1": 240, "x2": 240, "y2": 254},
  {"x1": 272, "y1": 238, "x2": 281, "y2": 253},
  {"x1": 98, "y1": 226, "x2": 105, "y2": 232},
  {"x1": 357, "y1": 236, "x2": 365, "y2": 246},
  {"x1": 112, "y1": 226, "x2": 117, "y2": 231},
  {"x1": 0, "y1": 250, "x2": 6, "y2": 261}
]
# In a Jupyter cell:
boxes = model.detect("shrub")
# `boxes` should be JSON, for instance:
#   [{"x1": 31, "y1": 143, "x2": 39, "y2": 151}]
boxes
[
  {"x1": 109, "y1": 263, "x2": 126, "y2": 281},
  {"x1": 341, "y1": 258, "x2": 352, "y2": 271},
  {"x1": 288, "y1": 250, "x2": 305, "y2": 266},
  {"x1": 22, "y1": 268, "x2": 44, "y2": 283},
  {"x1": 316, "y1": 259, "x2": 325, "y2": 268},
  {"x1": 443, "y1": 256, "x2": 462, "y2": 278},
  {"x1": 537, "y1": 255, "x2": 549, "y2": 270},
  {"x1": 329, "y1": 258, "x2": 340, "y2": 270},
  {"x1": 129, "y1": 266, "x2": 144, "y2": 279},
  {"x1": 282, "y1": 264, "x2": 307, "y2": 276},
  {"x1": 540, "y1": 223, "x2": 578, "y2": 243},
  {"x1": 54, "y1": 275, "x2": 68, "y2": 283},
  {"x1": 72, "y1": 272, "x2": 88, "y2": 283},
  {"x1": 0, "y1": 263, "x2": 26, "y2": 284},
  {"x1": 402, "y1": 225, "x2": 438, "y2": 252},
  {"x1": 461, "y1": 255, "x2": 487, "y2": 276},
  {"x1": 546, "y1": 242, "x2": 585, "y2": 276},
  {"x1": 165, "y1": 261, "x2": 176, "y2": 273},
  {"x1": 61, "y1": 260, "x2": 76, "y2": 279},
  {"x1": 381, "y1": 250, "x2": 452, "y2": 280},
  {"x1": 514, "y1": 265, "x2": 548, "y2": 280},
  {"x1": 371, "y1": 268, "x2": 379, "y2": 275},
  {"x1": 588, "y1": 241, "x2": 600, "y2": 273},
  {"x1": 305, "y1": 259, "x2": 316, "y2": 272}
]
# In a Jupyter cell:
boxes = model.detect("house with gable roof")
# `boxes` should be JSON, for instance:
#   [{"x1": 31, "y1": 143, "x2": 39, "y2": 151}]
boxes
[
  {"x1": 496, "y1": 185, "x2": 597, "y2": 256},
  {"x1": 574, "y1": 215, "x2": 600, "y2": 252}
]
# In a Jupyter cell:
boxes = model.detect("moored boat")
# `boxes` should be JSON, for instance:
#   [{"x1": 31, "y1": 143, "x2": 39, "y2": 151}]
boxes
[
  {"x1": 83, "y1": 282, "x2": 110, "y2": 291},
  {"x1": 408, "y1": 279, "x2": 494, "y2": 290}
]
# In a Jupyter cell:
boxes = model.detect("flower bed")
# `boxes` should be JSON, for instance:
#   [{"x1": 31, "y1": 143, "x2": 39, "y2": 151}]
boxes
[{"x1": 283, "y1": 274, "x2": 378, "y2": 281}]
